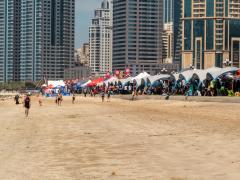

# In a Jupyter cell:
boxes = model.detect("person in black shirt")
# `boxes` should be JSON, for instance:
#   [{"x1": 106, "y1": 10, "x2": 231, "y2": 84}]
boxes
[
  {"x1": 23, "y1": 95, "x2": 31, "y2": 117},
  {"x1": 14, "y1": 94, "x2": 20, "y2": 105}
]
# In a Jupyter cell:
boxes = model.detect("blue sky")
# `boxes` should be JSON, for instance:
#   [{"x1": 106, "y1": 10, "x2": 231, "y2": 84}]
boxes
[{"x1": 75, "y1": 0, "x2": 101, "y2": 48}]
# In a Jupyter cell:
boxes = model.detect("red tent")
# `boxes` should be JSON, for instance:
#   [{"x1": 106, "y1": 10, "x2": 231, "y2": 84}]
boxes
[
  {"x1": 48, "y1": 84, "x2": 54, "y2": 89},
  {"x1": 87, "y1": 77, "x2": 104, "y2": 87}
]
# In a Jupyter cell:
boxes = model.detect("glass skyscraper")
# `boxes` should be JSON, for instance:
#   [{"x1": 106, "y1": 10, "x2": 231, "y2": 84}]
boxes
[
  {"x1": 163, "y1": 0, "x2": 173, "y2": 23},
  {"x1": 162, "y1": 0, "x2": 182, "y2": 64},
  {"x1": 112, "y1": 0, "x2": 163, "y2": 75},
  {"x1": 0, "y1": 0, "x2": 75, "y2": 82},
  {"x1": 0, "y1": 0, "x2": 18, "y2": 82},
  {"x1": 182, "y1": 0, "x2": 240, "y2": 69}
]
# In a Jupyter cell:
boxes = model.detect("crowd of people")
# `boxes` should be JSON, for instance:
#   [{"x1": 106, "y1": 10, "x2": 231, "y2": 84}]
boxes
[
  {"x1": 75, "y1": 75, "x2": 240, "y2": 98},
  {"x1": 11, "y1": 68, "x2": 240, "y2": 117}
]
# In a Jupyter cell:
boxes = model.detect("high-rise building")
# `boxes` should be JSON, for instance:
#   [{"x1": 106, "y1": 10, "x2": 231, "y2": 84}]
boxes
[
  {"x1": 112, "y1": 0, "x2": 163, "y2": 75},
  {"x1": 0, "y1": 0, "x2": 75, "y2": 82},
  {"x1": 0, "y1": 0, "x2": 21, "y2": 82},
  {"x1": 162, "y1": 0, "x2": 182, "y2": 64},
  {"x1": 182, "y1": 0, "x2": 240, "y2": 69},
  {"x1": 163, "y1": 0, "x2": 173, "y2": 24},
  {"x1": 75, "y1": 43, "x2": 90, "y2": 66},
  {"x1": 89, "y1": 0, "x2": 112, "y2": 75}
]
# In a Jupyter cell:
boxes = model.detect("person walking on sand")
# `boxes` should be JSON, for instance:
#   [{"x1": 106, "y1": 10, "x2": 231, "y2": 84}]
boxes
[
  {"x1": 14, "y1": 94, "x2": 20, "y2": 105},
  {"x1": 107, "y1": 88, "x2": 111, "y2": 102},
  {"x1": 23, "y1": 94, "x2": 31, "y2": 117},
  {"x1": 57, "y1": 93, "x2": 63, "y2": 106},
  {"x1": 37, "y1": 94, "x2": 43, "y2": 106},
  {"x1": 132, "y1": 89, "x2": 136, "y2": 101},
  {"x1": 101, "y1": 89, "x2": 105, "y2": 102},
  {"x1": 132, "y1": 85, "x2": 137, "y2": 101},
  {"x1": 55, "y1": 96, "x2": 58, "y2": 105},
  {"x1": 83, "y1": 88, "x2": 87, "y2": 97},
  {"x1": 72, "y1": 93, "x2": 76, "y2": 104}
]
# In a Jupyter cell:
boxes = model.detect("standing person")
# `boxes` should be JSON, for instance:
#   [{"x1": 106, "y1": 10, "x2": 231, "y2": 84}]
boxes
[
  {"x1": 38, "y1": 94, "x2": 43, "y2": 106},
  {"x1": 72, "y1": 93, "x2": 76, "y2": 104},
  {"x1": 57, "y1": 93, "x2": 63, "y2": 106},
  {"x1": 23, "y1": 95, "x2": 31, "y2": 117},
  {"x1": 107, "y1": 88, "x2": 111, "y2": 102},
  {"x1": 132, "y1": 83, "x2": 137, "y2": 101},
  {"x1": 83, "y1": 88, "x2": 87, "y2": 97},
  {"x1": 55, "y1": 96, "x2": 58, "y2": 105},
  {"x1": 132, "y1": 88, "x2": 137, "y2": 101},
  {"x1": 14, "y1": 94, "x2": 20, "y2": 105},
  {"x1": 101, "y1": 89, "x2": 105, "y2": 102},
  {"x1": 90, "y1": 89, "x2": 93, "y2": 97},
  {"x1": 93, "y1": 88, "x2": 97, "y2": 97}
]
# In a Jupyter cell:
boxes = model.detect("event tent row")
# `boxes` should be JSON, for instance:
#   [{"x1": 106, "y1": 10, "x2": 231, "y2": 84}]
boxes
[{"x1": 43, "y1": 67, "x2": 239, "y2": 90}]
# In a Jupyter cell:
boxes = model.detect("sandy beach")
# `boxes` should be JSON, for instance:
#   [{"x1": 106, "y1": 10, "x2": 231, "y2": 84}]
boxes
[{"x1": 0, "y1": 95, "x2": 240, "y2": 180}]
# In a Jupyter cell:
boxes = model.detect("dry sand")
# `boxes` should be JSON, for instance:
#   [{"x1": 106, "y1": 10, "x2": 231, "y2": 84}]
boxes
[{"x1": 0, "y1": 95, "x2": 240, "y2": 180}]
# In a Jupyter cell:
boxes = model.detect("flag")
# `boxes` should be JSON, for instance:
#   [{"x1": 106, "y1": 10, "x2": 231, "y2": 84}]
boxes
[
  {"x1": 115, "y1": 70, "x2": 120, "y2": 77},
  {"x1": 105, "y1": 71, "x2": 111, "y2": 79},
  {"x1": 125, "y1": 68, "x2": 130, "y2": 77}
]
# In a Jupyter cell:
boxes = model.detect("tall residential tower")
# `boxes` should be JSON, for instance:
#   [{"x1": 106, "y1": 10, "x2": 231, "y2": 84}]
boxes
[
  {"x1": 182, "y1": 0, "x2": 240, "y2": 69},
  {"x1": 112, "y1": 0, "x2": 163, "y2": 75},
  {"x1": 0, "y1": 0, "x2": 75, "y2": 82},
  {"x1": 89, "y1": 0, "x2": 112, "y2": 75},
  {"x1": 162, "y1": 0, "x2": 182, "y2": 64}
]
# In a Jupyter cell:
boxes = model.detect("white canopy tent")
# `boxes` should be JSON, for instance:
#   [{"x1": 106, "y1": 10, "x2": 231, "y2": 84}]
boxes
[
  {"x1": 192, "y1": 69, "x2": 208, "y2": 82},
  {"x1": 131, "y1": 72, "x2": 150, "y2": 86},
  {"x1": 48, "y1": 80, "x2": 65, "y2": 88},
  {"x1": 119, "y1": 77, "x2": 133, "y2": 86},
  {"x1": 104, "y1": 77, "x2": 119, "y2": 85},
  {"x1": 147, "y1": 74, "x2": 171, "y2": 85},
  {"x1": 172, "y1": 73, "x2": 180, "y2": 80},
  {"x1": 179, "y1": 69, "x2": 196, "y2": 82},
  {"x1": 207, "y1": 67, "x2": 239, "y2": 80}
]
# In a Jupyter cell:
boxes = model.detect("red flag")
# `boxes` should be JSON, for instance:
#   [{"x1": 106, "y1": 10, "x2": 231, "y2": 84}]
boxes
[
  {"x1": 125, "y1": 68, "x2": 130, "y2": 76},
  {"x1": 105, "y1": 71, "x2": 111, "y2": 79},
  {"x1": 115, "y1": 70, "x2": 120, "y2": 77}
]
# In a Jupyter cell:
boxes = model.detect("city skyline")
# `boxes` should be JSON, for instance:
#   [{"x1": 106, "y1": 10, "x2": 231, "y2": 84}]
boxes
[
  {"x1": 0, "y1": 0, "x2": 75, "y2": 82},
  {"x1": 75, "y1": 0, "x2": 101, "y2": 48}
]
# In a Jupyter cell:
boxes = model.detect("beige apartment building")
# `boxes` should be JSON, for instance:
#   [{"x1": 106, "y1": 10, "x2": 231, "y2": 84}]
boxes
[{"x1": 182, "y1": 0, "x2": 240, "y2": 69}]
